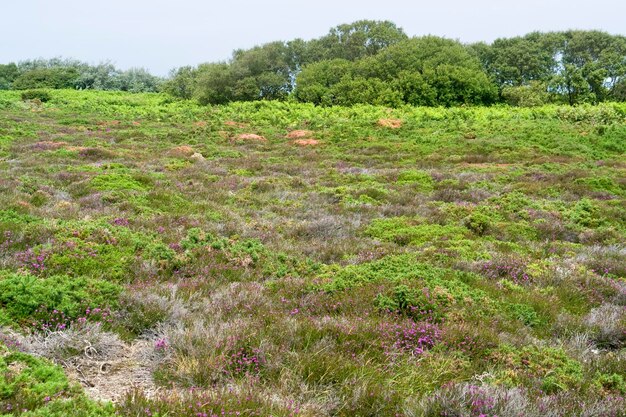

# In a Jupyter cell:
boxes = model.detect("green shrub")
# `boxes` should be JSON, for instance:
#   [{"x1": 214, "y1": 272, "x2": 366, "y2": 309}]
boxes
[
  {"x1": 20, "y1": 89, "x2": 52, "y2": 102},
  {"x1": 91, "y1": 174, "x2": 148, "y2": 192},
  {"x1": 396, "y1": 170, "x2": 434, "y2": 191},
  {"x1": 491, "y1": 345, "x2": 583, "y2": 392},
  {"x1": 0, "y1": 272, "x2": 121, "y2": 328},
  {"x1": 595, "y1": 373, "x2": 626, "y2": 394}
]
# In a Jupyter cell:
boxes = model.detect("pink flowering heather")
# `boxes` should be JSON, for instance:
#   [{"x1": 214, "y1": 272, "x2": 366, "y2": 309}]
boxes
[{"x1": 379, "y1": 320, "x2": 441, "y2": 359}]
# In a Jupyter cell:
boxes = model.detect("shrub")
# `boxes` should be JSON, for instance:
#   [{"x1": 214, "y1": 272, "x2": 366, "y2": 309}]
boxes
[
  {"x1": 0, "y1": 272, "x2": 121, "y2": 329},
  {"x1": 502, "y1": 81, "x2": 550, "y2": 107},
  {"x1": 20, "y1": 89, "x2": 52, "y2": 102}
]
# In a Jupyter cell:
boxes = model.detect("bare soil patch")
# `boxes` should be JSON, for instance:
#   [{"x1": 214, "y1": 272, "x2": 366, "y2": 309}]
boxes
[{"x1": 235, "y1": 133, "x2": 267, "y2": 141}]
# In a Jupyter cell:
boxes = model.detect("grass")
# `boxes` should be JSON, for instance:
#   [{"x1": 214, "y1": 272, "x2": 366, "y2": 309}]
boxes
[{"x1": 0, "y1": 89, "x2": 624, "y2": 416}]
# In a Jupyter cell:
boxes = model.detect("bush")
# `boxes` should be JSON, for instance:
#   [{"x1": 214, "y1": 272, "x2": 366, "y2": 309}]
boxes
[
  {"x1": 20, "y1": 89, "x2": 52, "y2": 102},
  {"x1": 0, "y1": 272, "x2": 121, "y2": 329},
  {"x1": 502, "y1": 81, "x2": 549, "y2": 107}
]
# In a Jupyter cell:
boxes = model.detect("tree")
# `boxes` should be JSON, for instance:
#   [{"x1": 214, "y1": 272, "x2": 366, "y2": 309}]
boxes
[
  {"x1": 163, "y1": 66, "x2": 197, "y2": 99},
  {"x1": 501, "y1": 81, "x2": 550, "y2": 106},
  {"x1": 11, "y1": 67, "x2": 80, "y2": 89},
  {"x1": 359, "y1": 36, "x2": 497, "y2": 106},
  {"x1": 0, "y1": 63, "x2": 19, "y2": 90},
  {"x1": 116, "y1": 68, "x2": 161, "y2": 93},
  {"x1": 230, "y1": 42, "x2": 294, "y2": 101},
  {"x1": 310, "y1": 20, "x2": 408, "y2": 62},
  {"x1": 194, "y1": 63, "x2": 235, "y2": 105},
  {"x1": 74, "y1": 62, "x2": 120, "y2": 90},
  {"x1": 555, "y1": 31, "x2": 626, "y2": 103},
  {"x1": 485, "y1": 33, "x2": 560, "y2": 88},
  {"x1": 293, "y1": 59, "x2": 354, "y2": 104}
]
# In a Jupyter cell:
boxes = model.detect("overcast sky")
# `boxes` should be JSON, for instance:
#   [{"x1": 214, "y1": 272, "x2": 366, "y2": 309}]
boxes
[{"x1": 1, "y1": 0, "x2": 624, "y2": 75}]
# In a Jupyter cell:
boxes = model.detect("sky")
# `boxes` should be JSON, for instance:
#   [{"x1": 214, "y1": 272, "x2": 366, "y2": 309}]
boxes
[{"x1": 1, "y1": 0, "x2": 625, "y2": 76}]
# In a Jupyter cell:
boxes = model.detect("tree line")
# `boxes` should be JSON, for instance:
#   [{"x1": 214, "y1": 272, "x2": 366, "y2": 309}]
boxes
[
  {"x1": 0, "y1": 58, "x2": 161, "y2": 93},
  {"x1": 2, "y1": 21, "x2": 626, "y2": 106}
]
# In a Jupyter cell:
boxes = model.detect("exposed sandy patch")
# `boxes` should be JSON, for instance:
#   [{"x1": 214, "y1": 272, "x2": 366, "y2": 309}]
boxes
[
  {"x1": 65, "y1": 339, "x2": 159, "y2": 403},
  {"x1": 235, "y1": 133, "x2": 267, "y2": 141},
  {"x1": 292, "y1": 139, "x2": 320, "y2": 146},
  {"x1": 167, "y1": 146, "x2": 195, "y2": 158},
  {"x1": 286, "y1": 130, "x2": 314, "y2": 139},
  {"x1": 377, "y1": 118, "x2": 403, "y2": 129}
]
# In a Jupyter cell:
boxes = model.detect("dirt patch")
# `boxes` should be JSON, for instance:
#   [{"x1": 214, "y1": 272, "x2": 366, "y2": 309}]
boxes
[
  {"x1": 194, "y1": 121, "x2": 207, "y2": 127},
  {"x1": 235, "y1": 133, "x2": 267, "y2": 142},
  {"x1": 32, "y1": 141, "x2": 68, "y2": 151},
  {"x1": 377, "y1": 118, "x2": 403, "y2": 129},
  {"x1": 286, "y1": 130, "x2": 314, "y2": 139},
  {"x1": 167, "y1": 146, "x2": 195, "y2": 158},
  {"x1": 61, "y1": 339, "x2": 160, "y2": 403},
  {"x1": 292, "y1": 139, "x2": 321, "y2": 146}
]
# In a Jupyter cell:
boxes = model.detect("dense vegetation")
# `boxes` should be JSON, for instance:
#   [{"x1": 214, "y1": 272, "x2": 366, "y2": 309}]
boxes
[
  {"x1": 0, "y1": 89, "x2": 624, "y2": 416},
  {"x1": 2, "y1": 21, "x2": 626, "y2": 107},
  {"x1": 164, "y1": 21, "x2": 626, "y2": 106},
  {"x1": 0, "y1": 58, "x2": 161, "y2": 93}
]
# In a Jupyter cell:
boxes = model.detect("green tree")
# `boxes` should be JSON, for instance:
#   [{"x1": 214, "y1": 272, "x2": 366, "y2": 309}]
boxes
[
  {"x1": 309, "y1": 20, "x2": 408, "y2": 62},
  {"x1": 11, "y1": 67, "x2": 80, "y2": 89},
  {"x1": 484, "y1": 32, "x2": 561, "y2": 88},
  {"x1": 230, "y1": 41, "x2": 294, "y2": 101},
  {"x1": 293, "y1": 59, "x2": 354, "y2": 105},
  {"x1": 0, "y1": 63, "x2": 19, "y2": 90},
  {"x1": 116, "y1": 68, "x2": 162, "y2": 93},
  {"x1": 163, "y1": 66, "x2": 197, "y2": 99},
  {"x1": 194, "y1": 63, "x2": 235, "y2": 105},
  {"x1": 556, "y1": 31, "x2": 626, "y2": 103},
  {"x1": 361, "y1": 36, "x2": 497, "y2": 106},
  {"x1": 74, "y1": 62, "x2": 120, "y2": 90},
  {"x1": 502, "y1": 81, "x2": 550, "y2": 106}
]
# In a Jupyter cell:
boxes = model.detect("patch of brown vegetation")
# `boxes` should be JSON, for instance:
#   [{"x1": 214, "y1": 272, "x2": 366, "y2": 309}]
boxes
[
  {"x1": 292, "y1": 139, "x2": 320, "y2": 146},
  {"x1": 97, "y1": 120, "x2": 121, "y2": 127},
  {"x1": 66, "y1": 146, "x2": 87, "y2": 152},
  {"x1": 167, "y1": 146, "x2": 195, "y2": 158},
  {"x1": 286, "y1": 130, "x2": 314, "y2": 139},
  {"x1": 235, "y1": 133, "x2": 267, "y2": 141},
  {"x1": 32, "y1": 141, "x2": 68, "y2": 151},
  {"x1": 78, "y1": 147, "x2": 116, "y2": 160},
  {"x1": 194, "y1": 121, "x2": 207, "y2": 127},
  {"x1": 377, "y1": 118, "x2": 403, "y2": 129}
]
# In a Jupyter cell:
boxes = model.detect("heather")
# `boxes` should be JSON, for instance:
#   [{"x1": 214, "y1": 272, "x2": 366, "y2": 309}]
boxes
[{"x1": 0, "y1": 89, "x2": 625, "y2": 416}]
